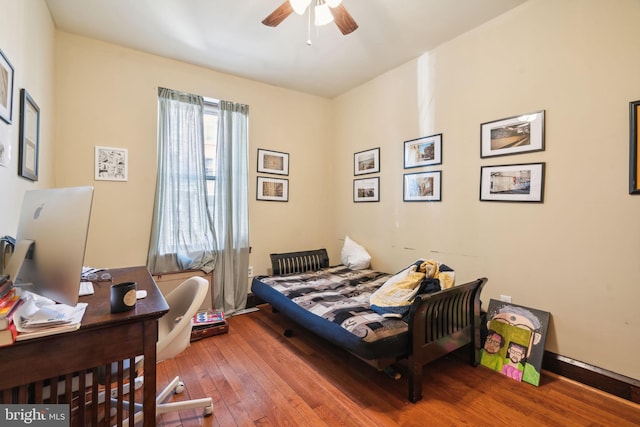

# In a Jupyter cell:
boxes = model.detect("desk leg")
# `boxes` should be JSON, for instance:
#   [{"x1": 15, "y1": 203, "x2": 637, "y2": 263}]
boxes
[{"x1": 143, "y1": 318, "x2": 159, "y2": 427}]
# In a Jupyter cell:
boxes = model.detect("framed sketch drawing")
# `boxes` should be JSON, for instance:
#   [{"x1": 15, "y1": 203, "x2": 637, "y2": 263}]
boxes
[
  {"x1": 257, "y1": 176, "x2": 288, "y2": 202},
  {"x1": 629, "y1": 100, "x2": 640, "y2": 194},
  {"x1": 481, "y1": 110, "x2": 545, "y2": 158},
  {"x1": 0, "y1": 48, "x2": 14, "y2": 124},
  {"x1": 18, "y1": 89, "x2": 40, "y2": 181},
  {"x1": 480, "y1": 162, "x2": 545, "y2": 203},
  {"x1": 404, "y1": 134, "x2": 442, "y2": 168},
  {"x1": 95, "y1": 146, "x2": 128, "y2": 181},
  {"x1": 353, "y1": 177, "x2": 379, "y2": 202},
  {"x1": 403, "y1": 171, "x2": 441, "y2": 202},
  {"x1": 257, "y1": 148, "x2": 289, "y2": 176},
  {"x1": 354, "y1": 148, "x2": 380, "y2": 175}
]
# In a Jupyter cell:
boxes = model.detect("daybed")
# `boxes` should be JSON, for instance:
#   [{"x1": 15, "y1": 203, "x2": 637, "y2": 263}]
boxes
[{"x1": 251, "y1": 248, "x2": 487, "y2": 402}]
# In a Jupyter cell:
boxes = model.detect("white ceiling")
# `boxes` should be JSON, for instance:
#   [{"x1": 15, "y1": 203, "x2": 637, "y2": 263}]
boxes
[{"x1": 45, "y1": 0, "x2": 527, "y2": 99}]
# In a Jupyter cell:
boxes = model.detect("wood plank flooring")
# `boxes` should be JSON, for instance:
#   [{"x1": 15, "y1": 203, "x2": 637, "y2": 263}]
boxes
[{"x1": 155, "y1": 305, "x2": 640, "y2": 426}]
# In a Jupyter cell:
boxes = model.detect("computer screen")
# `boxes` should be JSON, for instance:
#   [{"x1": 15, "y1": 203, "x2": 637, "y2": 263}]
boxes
[{"x1": 8, "y1": 186, "x2": 94, "y2": 306}]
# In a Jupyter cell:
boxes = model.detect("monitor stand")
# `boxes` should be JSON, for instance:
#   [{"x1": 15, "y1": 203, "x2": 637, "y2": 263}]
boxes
[{"x1": 5, "y1": 239, "x2": 34, "y2": 284}]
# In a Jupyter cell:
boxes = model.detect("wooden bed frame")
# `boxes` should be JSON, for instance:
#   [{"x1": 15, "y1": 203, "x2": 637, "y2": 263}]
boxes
[{"x1": 265, "y1": 249, "x2": 487, "y2": 403}]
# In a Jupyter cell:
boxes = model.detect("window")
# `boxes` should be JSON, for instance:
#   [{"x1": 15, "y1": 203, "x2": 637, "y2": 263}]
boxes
[{"x1": 204, "y1": 100, "x2": 218, "y2": 217}]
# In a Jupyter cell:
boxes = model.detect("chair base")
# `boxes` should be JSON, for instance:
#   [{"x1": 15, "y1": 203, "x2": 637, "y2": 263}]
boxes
[{"x1": 112, "y1": 375, "x2": 213, "y2": 426}]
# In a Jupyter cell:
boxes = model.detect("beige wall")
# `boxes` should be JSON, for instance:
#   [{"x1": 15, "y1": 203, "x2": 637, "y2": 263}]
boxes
[
  {"x1": 2, "y1": 0, "x2": 639, "y2": 382},
  {"x1": 52, "y1": 33, "x2": 333, "y2": 277},
  {"x1": 332, "y1": 0, "x2": 640, "y2": 380},
  {"x1": 0, "y1": 0, "x2": 56, "y2": 232}
]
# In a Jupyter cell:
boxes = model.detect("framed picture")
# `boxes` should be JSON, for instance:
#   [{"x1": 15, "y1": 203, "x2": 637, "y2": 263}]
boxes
[
  {"x1": 95, "y1": 146, "x2": 128, "y2": 181},
  {"x1": 257, "y1": 176, "x2": 288, "y2": 202},
  {"x1": 481, "y1": 110, "x2": 545, "y2": 158},
  {"x1": 480, "y1": 162, "x2": 545, "y2": 203},
  {"x1": 629, "y1": 100, "x2": 640, "y2": 194},
  {"x1": 404, "y1": 133, "x2": 442, "y2": 168},
  {"x1": 353, "y1": 177, "x2": 379, "y2": 202},
  {"x1": 257, "y1": 148, "x2": 289, "y2": 176},
  {"x1": 403, "y1": 171, "x2": 441, "y2": 202},
  {"x1": 482, "y1": 299, "x2": 550, "y2": 386},
  {"x1": 18, "y1": 89, "x2": 40, "y2": 181},
  {"x1": 0, "y1": 48, "x2": 14, "y2": 124},
  {"x1": 354, "y1": 148, "x2": 380, "y2": 175}
]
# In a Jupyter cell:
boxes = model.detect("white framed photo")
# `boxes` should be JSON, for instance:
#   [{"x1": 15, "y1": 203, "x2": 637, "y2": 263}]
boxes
[{"x1": 95, "y1": 146, "x2": 128, "y2": 181}]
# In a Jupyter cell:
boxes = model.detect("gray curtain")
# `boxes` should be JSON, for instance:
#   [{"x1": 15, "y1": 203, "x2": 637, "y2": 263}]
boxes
[
  {"x1": 147, "y1": 88, "x2": 217, "y2": 274},
  {"x1": 212, "y1": 100, "x2": 250, "y2": 314}
]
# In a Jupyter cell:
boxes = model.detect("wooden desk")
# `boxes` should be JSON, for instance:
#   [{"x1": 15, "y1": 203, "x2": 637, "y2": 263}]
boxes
[{"x1": 0, "y1": 266, "x2": 169, "y2": 426}]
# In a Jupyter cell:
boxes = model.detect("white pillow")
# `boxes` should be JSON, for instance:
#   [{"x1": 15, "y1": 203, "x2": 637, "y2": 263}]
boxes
[{"x1": 340, "y1": 236, "x2": 371, "y2": 270}]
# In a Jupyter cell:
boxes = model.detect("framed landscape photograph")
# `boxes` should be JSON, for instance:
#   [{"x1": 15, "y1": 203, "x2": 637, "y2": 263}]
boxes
[
  {"x1": 481, "y1": 110, "x2": 545, "y2": 158},
  {"x1": 354, "y1": 147, "x2": 380, "y2": 175},
  {"x1": 95, "y1": 146, "x2": 128, "y2": 181},
  {"x1": 257, "y1": 176, "x2": 288, "y2": 202},
  {"x1": 403, "y1": 171, "x2": 441, "y2": 202},
  {"x1": 404, "y1": 133, "x2": 442, "y2": 168},
  {"x1": 629, "y1": 100, "x2": 640, "y2": 194},
  {"x1": 18, "y1": 89, "x2": 40, "y2": 181},
  {"x1": 353, "y1": 177, "x2": 379, "y2": 202},
  {"x1": 0, "y1": 47, "x2": 14, "y2": 124},
  {"x1": 257, "y1": 148, "x2": 289, "y2": 176},
  {"x1": 480, "y1": 162, "x2": 545, "y2": 203}
]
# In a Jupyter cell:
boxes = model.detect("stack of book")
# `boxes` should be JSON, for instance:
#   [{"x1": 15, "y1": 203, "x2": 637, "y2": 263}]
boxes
[
  {"x1": 190, "y1": 309, "x2": 228, "y2": 342},
  {"x1": 0, "y1": 275, "x2": 24, "y2": 347}
]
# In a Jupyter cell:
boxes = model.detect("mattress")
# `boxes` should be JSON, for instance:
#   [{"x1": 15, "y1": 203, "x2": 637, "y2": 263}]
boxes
[{"x1": 251, "y1": 265, "x2": 411, "y2": 360}]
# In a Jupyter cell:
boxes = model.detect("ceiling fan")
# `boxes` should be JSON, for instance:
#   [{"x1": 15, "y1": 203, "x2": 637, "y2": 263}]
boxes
[{"x1": 262, "y1": 0, "x2": 358, "y2": 35}]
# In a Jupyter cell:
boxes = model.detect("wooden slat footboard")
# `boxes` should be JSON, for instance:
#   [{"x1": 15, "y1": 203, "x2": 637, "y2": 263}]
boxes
[
  {"x1": 270, "y1": 249, "x2": 329, "y2": 275},
  {"x1": 406, "y1": 277, "x2": 487, "y2": 402}
]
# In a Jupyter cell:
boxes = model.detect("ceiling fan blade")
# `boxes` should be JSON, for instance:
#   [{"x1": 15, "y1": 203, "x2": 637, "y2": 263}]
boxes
[
  {"x1": 330, "y1": 4, "x2": 358, "y2": 35},
  {"x1": 262, "y1": 1, "x2": 294, "y2": 27}
]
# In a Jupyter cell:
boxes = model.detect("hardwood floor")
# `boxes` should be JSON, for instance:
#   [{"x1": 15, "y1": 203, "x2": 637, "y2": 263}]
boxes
[{"x1": 155, "y1": 305, "x2": 640, "y2": 426}]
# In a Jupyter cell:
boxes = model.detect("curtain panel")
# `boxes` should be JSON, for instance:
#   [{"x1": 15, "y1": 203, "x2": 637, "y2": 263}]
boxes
[{"x1": 147, "y1": 88, "x2": 217, "y2": 275}]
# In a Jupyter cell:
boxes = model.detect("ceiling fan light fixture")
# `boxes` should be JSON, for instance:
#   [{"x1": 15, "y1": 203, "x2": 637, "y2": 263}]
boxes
[
  {"x1": 325, "y1": 0, "x2": 342, "y2": 8},
  {"x1": 290, "y1": 0, "x2": 311, "y2": 15},
  {"x1": 314, "y1": 1, "x2": 334, "y2": 26}
]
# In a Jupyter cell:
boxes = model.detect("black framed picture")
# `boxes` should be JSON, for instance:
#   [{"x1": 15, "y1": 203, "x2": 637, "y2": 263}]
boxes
[
  {"x1": 480, "y1": 162, "x2": 545, "y2": 203},
  {"x1": 403, "y1": 170, "x2": 441, "y2": 202},
  {"x1": 629, "y1": 100, "x2": 640, "y2": 194},
  {"x1": 481, "y1": 110, "x2": 545, "y2": 158},
  {"x1": 257, "y1": 148, "x2": 289, "y2": 176},
  {"x1": 354, "y1": 148, "x2": 380, "y2": 175},
  {"x1": 257, "y1": 176, "x2": 288, "y2": 202},
  {"x1": 18, "y1": 89, "x2": 40, "y2": 181},
  {"x1": 0, "y1": 47, "x2": 14, "y2": 124},
  {"x1": 353, "y1": 177, "x2": 379, "y2": 202},
  {"x1": 404, "y1": 134, "x2": 442, "y2": 168}
]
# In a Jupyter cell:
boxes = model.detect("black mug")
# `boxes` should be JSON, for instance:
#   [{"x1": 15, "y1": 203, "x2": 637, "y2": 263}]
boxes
[{"x1": 110, "y1": 282, "x2": 137, "y2": 313}]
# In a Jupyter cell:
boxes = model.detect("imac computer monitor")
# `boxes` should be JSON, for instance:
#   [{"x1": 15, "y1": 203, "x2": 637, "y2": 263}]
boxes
[{"x1": 9, "y1": 186, "x2": 94, "y2": 306}]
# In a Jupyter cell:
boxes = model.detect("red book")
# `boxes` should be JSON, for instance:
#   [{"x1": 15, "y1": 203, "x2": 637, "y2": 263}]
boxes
[
  {"x1": 0, "y1": 288, "x2": 17, "y2": 308},
  {"x1": 0, "y1": 296, "x2": 23, "y2": 330},
  {"x1": 192, "y1": 310, "x2": 226, "y2": 329},
  {"x1": 0, "y1": 322, "x2": 18, "y2": 347}
]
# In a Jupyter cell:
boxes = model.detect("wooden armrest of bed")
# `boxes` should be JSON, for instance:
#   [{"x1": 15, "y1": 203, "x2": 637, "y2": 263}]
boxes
[
  {"x1": 406, "y1": 277, "x2": 488, "y2": 402},
  {"x1": 270, "y1": 249, "x2": 329, "y2": 275}
]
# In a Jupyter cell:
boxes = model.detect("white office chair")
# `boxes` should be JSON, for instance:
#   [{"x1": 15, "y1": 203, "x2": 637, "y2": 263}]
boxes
[{"x1": 117, "y1": 276, "x2": 214, "y2": 425}]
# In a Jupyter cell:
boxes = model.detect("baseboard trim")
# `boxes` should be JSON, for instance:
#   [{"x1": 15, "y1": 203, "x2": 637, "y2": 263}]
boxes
[{"x1": 542, "y1": 351, "x2": 640, "y2": 404}]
